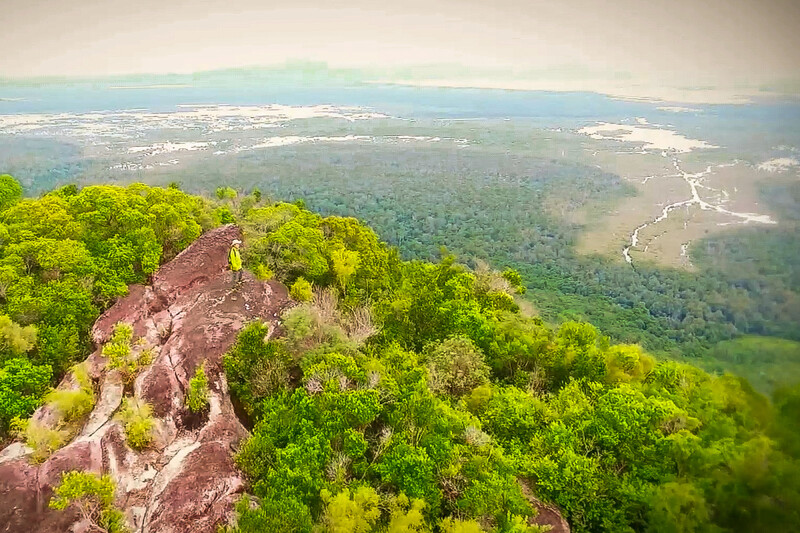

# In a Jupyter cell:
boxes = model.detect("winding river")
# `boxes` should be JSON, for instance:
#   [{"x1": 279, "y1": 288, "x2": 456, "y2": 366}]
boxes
[{"x1": 622, "y1": 156, "x2": 777, "y2": 265}]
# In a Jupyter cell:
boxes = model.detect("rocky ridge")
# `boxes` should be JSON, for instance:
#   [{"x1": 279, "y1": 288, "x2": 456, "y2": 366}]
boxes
[{"x1": 0, "y1": 224, "x2": 290, "y2": 533}]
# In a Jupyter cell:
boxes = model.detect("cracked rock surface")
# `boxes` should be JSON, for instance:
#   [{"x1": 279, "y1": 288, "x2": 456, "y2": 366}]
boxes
[{"x1": 0, "y1": 224, "x2": 291, "y2": 533}]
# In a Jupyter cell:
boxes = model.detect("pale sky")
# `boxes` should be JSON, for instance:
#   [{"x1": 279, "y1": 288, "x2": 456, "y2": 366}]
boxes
[{"x1": 2, "y1": 0, "x2": 799, "y2": 88}]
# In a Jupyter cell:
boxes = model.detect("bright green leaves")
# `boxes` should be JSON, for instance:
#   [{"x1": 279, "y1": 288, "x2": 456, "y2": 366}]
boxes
[
  {"x1": 186, "y1": 363, "x2": 210, "y2": 413},
  {"x1": 241, "y1": 206, "x2": 398, "y2": 306},
  {"x1": 216, "y1": 187, "x2": 238, "y2": 200},
  {"x1": 116, "y1": 397, "x2": 155, "y2": 450},
  {"x1": 0, "y1": 181, "x2": 216, "y2": 440},
  {"x1": 0, "y1": 314, "x2": 37, "y2": 361},
  {"x1": 103, "y1": 323, "x2": 152, "y2": 385},
  {"x1": 243, "y1": 205, "x2": 330, "y2": 283},
  {"x1": 646, "y1": 482, "x2": 711, "y2": 533},
  {"x1": 0, "y1": 175, "x2": 22, "y2": 211},
  {"x1": 331, "y1": 247, "x2": 360, "y2": 290},
  {"x1": 50, "y1": 470, "x2": 115, "y2": 509},
  {"x1": 13, "y1": 363, "x2": 94, "y2": 462},
  {"x1": 291, "y1": 277, "x2": 314, "y2": 302},
  {"x1": 0, "y1": 357, "x2": 51, "y2": 434},
  {"x1": 375, "y1": 257, "x2": 490, "y2": 351},
  {"x1": 320, "y1": 486, "x2": 381, "y2": 533},
  {"x1": 377, "y1": 443, "x2": 438, "y2": 503},
  {"x1": 44, "y1": 362, "x2": 94, "y2": 423},
  {"x1": 3, "y1": 194, "x2": 81, "y2": 241},
  {"x1": 223, "y1": 322, "x2": 290, "y2": 417},
  {"x1": 49, "y1": 471, "x2": 128, "y2": 533}
]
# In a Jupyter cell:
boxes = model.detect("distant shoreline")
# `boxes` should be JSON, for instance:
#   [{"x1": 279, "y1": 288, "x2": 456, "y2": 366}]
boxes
[{"x1": 365, "y1": 78, "x2": 774, "y2": 105}]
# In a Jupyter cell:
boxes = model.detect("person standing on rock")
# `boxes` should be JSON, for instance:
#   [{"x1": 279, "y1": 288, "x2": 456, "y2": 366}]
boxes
[{"x1": 229, "y1": 239, "x2": 243, "y2": 286}]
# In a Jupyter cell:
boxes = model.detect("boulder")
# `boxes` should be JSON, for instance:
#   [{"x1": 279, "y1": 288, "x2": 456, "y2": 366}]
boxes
[{"x1": 0, "y1": 225, "x2": 291, "y2": 533}]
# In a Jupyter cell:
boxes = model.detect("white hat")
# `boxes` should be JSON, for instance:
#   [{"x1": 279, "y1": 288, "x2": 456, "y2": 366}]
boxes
[{"x1": 232, "y1": 239, "x2": 242, "y2": 245}]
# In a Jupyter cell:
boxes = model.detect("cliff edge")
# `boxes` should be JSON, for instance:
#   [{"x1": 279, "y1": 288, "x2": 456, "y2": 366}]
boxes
[{"x1": 0, "y1": 224, "x2": 291, "y2": 533}]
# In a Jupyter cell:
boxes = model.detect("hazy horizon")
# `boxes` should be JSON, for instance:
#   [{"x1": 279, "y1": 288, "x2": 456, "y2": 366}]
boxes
[{"x1": 3, "y1": 0, "x2": 799, "y2": 90}]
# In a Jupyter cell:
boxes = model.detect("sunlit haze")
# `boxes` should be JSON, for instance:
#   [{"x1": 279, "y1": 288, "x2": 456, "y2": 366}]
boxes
[{"x1": 3, "y1": 0, "x2": 799, "y2": 98}]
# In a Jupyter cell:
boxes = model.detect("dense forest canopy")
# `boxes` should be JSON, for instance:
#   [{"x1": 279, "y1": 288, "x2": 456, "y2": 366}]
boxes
[
  {"x1": 1, "y1": 175, "x2": 799, "y2": 532},
  {"x1": 168, "y1": 143, "x2": 800, "y2": 392}
]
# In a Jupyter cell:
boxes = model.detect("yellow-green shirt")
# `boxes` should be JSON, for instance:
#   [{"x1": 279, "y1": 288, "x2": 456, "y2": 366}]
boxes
[{"x1": 229, "y1": 247, "x2": 242, "y2": 271}]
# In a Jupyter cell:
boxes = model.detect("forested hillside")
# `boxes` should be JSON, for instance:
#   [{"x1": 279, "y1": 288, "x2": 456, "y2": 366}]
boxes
[
  {"x1": 184, "y1": 146, "x2": 800, "y2": 375},
  {"x1": 1, "y1": 175, "x2": 799, "y2": 532}
]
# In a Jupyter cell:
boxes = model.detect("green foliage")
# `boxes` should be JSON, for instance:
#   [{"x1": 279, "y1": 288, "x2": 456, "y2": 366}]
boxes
[
  {"x1": 646, "y1": 482, "x2": 711, "y2": 533},
  {"x1": 216, "y1": 186, "x2": 238, "y2": 200},
  {"x1": 773, "y1": 383, "x2": 800, "y2": 457},
  {"x1": 0, "y1": 177, "x2": 797, "y2": 533},
  {"x1": 103, "y1": 323, "x2": 152, "y2": 384},
  {"x1": 320, "y1": 487, "x2": 381, "y2": 533},
  {"x1": 223, "y1": 322, "x2": 290, "y2": 418},
  {"x1": 12, "y1": 417, "x2": 69, "y2": 463},
  {"x1": 223, "y1": 493, "x2": 313, "y2": 533},
  {"x1": 280, "y1": 290, "x2": 375, "y2": 358},
  {"x1": 702, "y1": 335, "x2": 800, "y2": 394},
  {"x1": 45, "y1": 363, "x2": 95, "y2": 423},
  {"x1": 387, "y1": 494, "x2": 428, "y2": 533},
  {"x1": 0, "y1": 315, "x2": 37, "y2": 361},
  {"x1": 10, "y1": 363, "x2": 94, "y2": 461},
  {"x1": 0, "y1": 180, "x2": 215, "y2": 439},
  {"x1": 0, "y1": 174, "x2": 23, "y2": 211},
  {"x1": 0, "y1": 358, "x2": 52, "y2": 435},
  {"x1": 49, "y1": 470, "x2": 128, "y2": 533},
  {"x1": 222, "y1": 203, "x2": 800, "y2": 533},
  {"x1": 439, "y1": 518, "x2": 485, "y2": 533},
  {"x1": 424, "y1": 337, "x2": 490, "y2": 397},
  {"x1": 239, "y1": 205, "x2": 398, "y2": 306},
  {"x1": 186, "y1": 363, "x2": 210, "y2": 413},
  {"x1": 116, "y1": 397, "x2": 155, "y2": 450},
  {"x1": 253, "y1": 263, "x2": 274, "y2": 281},
  {"x1": 290, "y1": 277, "x2": 314, "y2": 302},
  {"x1": 331, "y1": 247, "x2": 360, "y2": 290}
]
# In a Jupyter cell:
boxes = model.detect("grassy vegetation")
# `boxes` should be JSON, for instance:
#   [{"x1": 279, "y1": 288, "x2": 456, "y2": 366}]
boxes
[
  {"x1": 186, "y1": 363, "x2": 210, "y2": 413},
  {"x1": 11, "y1": 362, "x2": 95, "y2": 462},
  {"x1": 103, "y1": 323, "x2": 154, "y2": 386},
  {"x1": 116, "y1": 397, "x2": 155, "y2": 450}
]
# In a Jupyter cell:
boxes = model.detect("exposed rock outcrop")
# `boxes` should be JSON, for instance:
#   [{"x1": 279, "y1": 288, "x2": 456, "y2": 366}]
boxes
[
  {"x1": 519, "y1": 479, "x2": 571, "y2": 533},
  {"x1": 0, "y1": 225, "x2": 291, "y2": 533}
]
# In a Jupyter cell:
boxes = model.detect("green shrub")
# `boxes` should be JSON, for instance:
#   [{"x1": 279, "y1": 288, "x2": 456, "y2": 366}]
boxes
[
  {"x1": 10, "y1": 363, "x2": 95, "y2": 462},
  {"x1": 424, "y1": 336, "x2": 490, "y2": 397},
  {"x1": 223, "y1": 322, "x2": 289, "y2": 416},
  {"x1": 186, "y1": 363, "x2": 210, "y2": 413},
  {"x1": 290, "y1": 277, "x2": 314, "y2": 302},
  {"x1": 216, "y1": 186, "x2": 238, "y2": 200},
  {"x1": 45, "y1": 363, "x2": 94, "y2": 422},
  {"x1": 0, "y1": 358, "x2": 52, "y2": 437},
  {"x1": 253, "y1": 263, "x2": 274, "y2": 281},
  {"x1": 116, "y1": 397, "x2": 155, "y2": 450},
  {"x1": 104, "y1": 323, "x2": 152, "y2": 384},
  {"x1": 0, "y1": 174, "x2": 23, "y2": 211},
  {"x1": 49, "y1": 470, "x2": 128, "y2": 533},
  {"x1": 11, "y1": 417, "x2": 69, "y2": 464},
  {"x1": 320, "y1": 487, "x2": 381, "y2": 533},
  {"x1": 0, "y1": 314, "x2": 37, "y2": 359}
]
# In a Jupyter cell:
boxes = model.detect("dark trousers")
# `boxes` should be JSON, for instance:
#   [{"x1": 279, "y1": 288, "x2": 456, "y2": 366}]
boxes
[{"x1": 231, "y1": 269, "x2": 242, "y2": 284}]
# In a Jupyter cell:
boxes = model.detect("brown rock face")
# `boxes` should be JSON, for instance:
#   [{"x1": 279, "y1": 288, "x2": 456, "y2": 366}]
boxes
[
  {"x1": 518, "y1": 479, "x2": 572, "y2": 533},
  {"x1": 0, "y1": 225, "x2": 291, "y2": 533}
]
